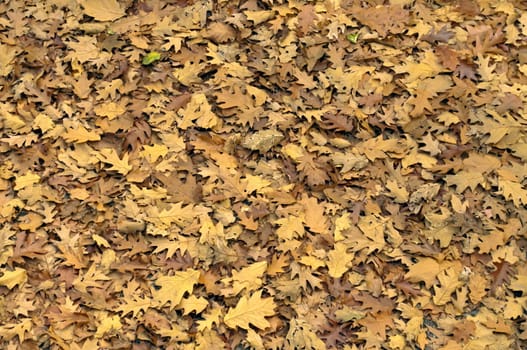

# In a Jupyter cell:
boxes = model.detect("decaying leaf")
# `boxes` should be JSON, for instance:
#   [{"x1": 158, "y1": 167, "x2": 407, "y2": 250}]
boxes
[{"x1": 241, "y1": 129, "x2": 284, "y2": 153}]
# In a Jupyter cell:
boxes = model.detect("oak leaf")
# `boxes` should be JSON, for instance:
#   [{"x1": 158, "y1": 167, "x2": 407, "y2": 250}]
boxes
[
  {"x1": 0, "y1": 318, "x2": 32, "y2": 342},
  {"x1": 95, "y1": 148, "x2": 132, "y2": 175},
  {"x1": 327, "y1": 242, "x2": 353, "y2": 278},
  {"x1": 0, "y1": 267, "x2": 27, "y2": 289},
  {"x1": 433, "y1": 267, "x2": 463, "y2": 306},
  {"x1": 94, "y1": 315, "x2": 122, "y2": 338},
  {"x1": 224, "y1": 290, "x2": 276, "y2": 330},
  {"x1": 223, "y1": 261, "x2": 268, "y2": 295},
  {"x1": 80, "y1": 0, "x2": 126, "y2": 22},
  {"x1": 152, "y1": 269, "x2": 200, "y2": 308}
]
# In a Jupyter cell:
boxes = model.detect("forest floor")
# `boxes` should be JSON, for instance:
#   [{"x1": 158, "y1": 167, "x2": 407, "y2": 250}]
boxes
[{"x1": 0, "y1": 0, "x2": 527, "y2": 349}]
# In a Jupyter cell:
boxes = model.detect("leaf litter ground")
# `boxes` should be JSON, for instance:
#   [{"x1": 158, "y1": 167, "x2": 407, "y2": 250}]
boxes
[{"x1": 1, "y1": 0, "x2": 527, "y2": 349}]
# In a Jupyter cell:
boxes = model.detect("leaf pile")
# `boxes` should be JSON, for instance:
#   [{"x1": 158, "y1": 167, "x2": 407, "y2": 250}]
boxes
[{"x1": 1, "y1": 0, "x2": 527, "y2": 349}]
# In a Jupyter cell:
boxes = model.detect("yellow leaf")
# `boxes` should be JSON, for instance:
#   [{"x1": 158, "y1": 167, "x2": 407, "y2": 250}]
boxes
[
  {"x1": 445, "y1": 170, "x2": 485, "y2": 192},
  {"x1": 498, "y1": 179, "x2": 527, "y2": 207},
  {"x1": 509, "y1": 274, "x2": 527, "y2": 294},
  {"x1": 177, "y1": 93, "x2": 221, "y2": 130},
  {"x1": 282, "y1": 143, "x2": 304, "y2": 162},
  {"x1": 224, "y1": 290, "x2": 276, "y2": 330},
  {"x1": 32, "y1": 113, "x2": 55, "y2": 132},
  {"x1": 245, "y1": 85, "x2": 268, "y2": 106},
  {"x1": 285, "y1": 318, "x2": 326, "y2": 350},
  {"x1": 95, "y1": 315, "x2": 122, "y2": 338},
  {"x1": 69, "y1": 188, "x2": 91, "y2": 200},
  {"x1": 244, "y1": 174, "x2": 271, "y2": 194},
  {"x1": 0, "y1": 267, "x2": 27, "y2": 289},
  {"x1": 0, "y1": 44, "x2": 19, "y2": 76},
  {"x1": 327, "y1": 242, "x2": 354, "y2": 278},
  {"x1": 93, "y1": 101, "x2": 126, "y2": 120},
  {"x1": 141, "y1": 144, "x2": 168, "y2": 163},
  {"x1": 179, "y1": 295, "x2": 208, "y2": 315},
  {"x1": 385, "y1": 180, "x2": 409, "y2": 203},
  {"x1": 92, "y1": 234, "x2": 110, "y2": 248},
  {"x1": 173, "y1": 61, "x2": 203, "y2": 86},
  {"x1": 433, "y1": 267, "x2": 463, "y2": 306},
  {"x1": 96, "y1": 148, "x2": 132, "y2": 175},
  {"x1": 244, "y1": 10, "x2": 275, "y2": 25},
  {"x1": 81, "y1": 0, "x2": 125, "y2": 22},
  {"x1": 152, "y1": 269, "x2": 200, "y2": 308},
  {"x1": 450, "y1": 194, "x2": 468, "y2": 214},
  {"x1": 223, "y1": 261, "x2": 267, "y2": 295},
  {"x1": 334, "y1": 212, "x2": 351, "y2": 242},
  {"x1": 18, "y1": 212, "x2": 43, "y2": 232},
  {"x1": 299, "y1": 255, "x2": 325, "y2": 269},
  {"x1": 301, "y1": 194, "x2": 329, "y2": 234},
  {"x1": 405, "y1": 258, "x2": 440, "y2": 289},
  {"x1": 0, "y1": 318, "x2": 32, "y2": 342},
  {"x1": 246, "y1": 328, "x2": 265, "y2": 350},
  {"x1": 275, "y1": 216, "x2": 305, "y2": 240},
  {"x1": 62, "y1": 124, "x2": 101, "y2": 143},
  {"x1": 1, "y1": 110, "x2": 26, "y2": 131},
  {"x1": 14, "y1": 172, "x2": 40, "y2": 191}
]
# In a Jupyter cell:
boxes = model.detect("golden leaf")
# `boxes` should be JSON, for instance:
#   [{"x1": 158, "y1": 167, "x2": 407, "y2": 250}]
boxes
[
  {"x1": 0, "y1": 267, "x2": 27, "y2": 289},
  {"x1": 224, "y1": 290, "x2": 276, "y2": 330},
  {"x1": 95, "y1": 148, "x2": 132, "y2": 175},
  {"x1": 152, "y1": 269, "x2": 200, "y2": 308}
]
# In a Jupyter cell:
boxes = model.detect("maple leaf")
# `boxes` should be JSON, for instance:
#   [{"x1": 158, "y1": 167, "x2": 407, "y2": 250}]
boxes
[
  {"x1": 224, "y1": 290, "x2": 276, "y2": 330},
  {"x1": 152, "y1": 269, "x2": 200, "y2": 308}
]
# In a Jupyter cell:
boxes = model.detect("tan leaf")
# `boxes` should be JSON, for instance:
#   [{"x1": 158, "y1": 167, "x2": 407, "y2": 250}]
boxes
[{"x1": 81, "y1": 0, "x2": 126, "y2": 22}]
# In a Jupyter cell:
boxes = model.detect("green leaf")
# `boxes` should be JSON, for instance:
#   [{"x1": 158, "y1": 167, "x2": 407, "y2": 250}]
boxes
[
  {"x1": 142, "y1": 51, "x2": 161, "y2": 65},
  {"x1": 346, "y1": 33, "x2": 359, "y2": 44}
]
